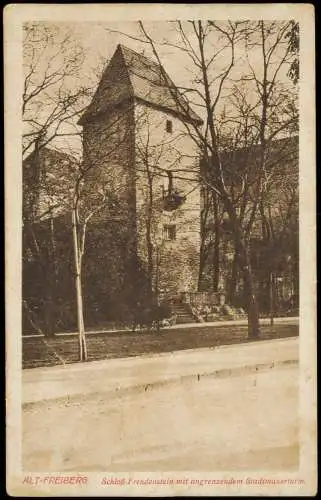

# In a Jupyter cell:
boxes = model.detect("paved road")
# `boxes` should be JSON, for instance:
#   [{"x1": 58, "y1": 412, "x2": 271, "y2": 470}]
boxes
[
  {"x1": 23, "y1": 337, "x2": 298, "y2": 405},
  {"x1": 22, "y1": 338, "x2": 299, "y2": 472},
  {"x1": 23, "y1": 363, "x2": 298, "y2": 472}
]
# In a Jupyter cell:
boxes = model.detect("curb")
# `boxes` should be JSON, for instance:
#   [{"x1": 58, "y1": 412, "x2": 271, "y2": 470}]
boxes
[
  {"x1": 23, "y1": 358, "x2": 299, "y2": 410},
  {"x1": 22, "y1": 335, "x2": 299, "y2": 373}
]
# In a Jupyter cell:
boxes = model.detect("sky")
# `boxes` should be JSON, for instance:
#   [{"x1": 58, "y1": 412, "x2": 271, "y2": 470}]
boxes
[{"x1": 23, "y1": 20, "x2": 297, "y2": 156}]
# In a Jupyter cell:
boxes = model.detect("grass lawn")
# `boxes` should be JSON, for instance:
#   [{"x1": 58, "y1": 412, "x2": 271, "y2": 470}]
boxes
[{"x1": 23, "y1": 322, "x2": 299, "y2": 369}]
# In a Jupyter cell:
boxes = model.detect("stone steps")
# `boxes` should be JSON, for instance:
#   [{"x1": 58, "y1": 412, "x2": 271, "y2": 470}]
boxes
[{"x1": 169, "y1": 303, "x2": 196, "y2": 324}]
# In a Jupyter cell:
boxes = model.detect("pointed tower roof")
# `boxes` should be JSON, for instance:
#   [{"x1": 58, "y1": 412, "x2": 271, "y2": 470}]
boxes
[{"x1": 79, "y1": 44, "x2": 203, "y2": 126}]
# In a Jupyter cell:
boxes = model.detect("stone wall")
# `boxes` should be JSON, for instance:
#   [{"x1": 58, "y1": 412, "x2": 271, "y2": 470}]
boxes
[
  {"x1": 134, "y1": 103, "x2": 201, "y2": 298},
  {"x1": 82, "y1": 99, "x2": 136, "y2": 221},
  {"x1": 81, "y1": 98, "x2": 146, "y2": 313}
]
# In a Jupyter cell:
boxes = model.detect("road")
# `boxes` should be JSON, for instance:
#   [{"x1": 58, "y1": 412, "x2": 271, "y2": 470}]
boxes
[
  {"x1": 23, "y1": 337, "x2": 298, "y2": 404},
  {"x1": 22, "y1": 338, "x2": 299, "y2": 472}
]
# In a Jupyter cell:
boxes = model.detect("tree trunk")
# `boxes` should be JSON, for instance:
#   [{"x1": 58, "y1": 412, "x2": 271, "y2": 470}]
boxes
[
  {"x1": 146, "y1": 236, "x2": 153, "y2": 293},
  {"x1": 212, "y1": 242, "x2": 220, "y2": 292},
  {"x1": 72, "y1": 210, "x2": 87, "y2": 361},
  {"x1": 235, "y1": 237, "x2": 260, "y2": 339},
  {"x1": 45, "y1": 215, "x2": 58, "y2": 335},
  {"x1": 146, "y1": 172, "x2": 154, "y2": 294},
  {"x1": 155, "y1": 246, "x2": 160, "y2": 333},
  {"x1": 224, "y1": 199, "x2": 260, "y2": 339},
  {"x1": 43, "y1": 297, "x2": 54, "y2": 336},
  {"x1": 212, "y1": 191, "x2": 220, "y2": 293},
  {"x1": 197, "y1": 262, "x2": 203, "y2": 291},
  {"x1": 197, "y1": 249, "x2": 206, "y2": 291},
  {"x1": 269, "y1": 271, "x2": 274, "y2": 326},
  {"x1": 229, "y1": 249, "x2": 239, "y2": 305},
  {"x1": 243, "y1": 257, "x2": 260, "y2": 339}
]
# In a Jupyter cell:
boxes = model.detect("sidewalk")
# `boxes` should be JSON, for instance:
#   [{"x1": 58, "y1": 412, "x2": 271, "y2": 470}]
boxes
[
  {"x1": 23, "y1": 315, "x2": 299, "y2": 338},
  {"x1": 23, "y1": 336, "x2": 298, "y2": 406},
  {"x1": 166, "y1": 315, "x2": 298, "y2": 330}
]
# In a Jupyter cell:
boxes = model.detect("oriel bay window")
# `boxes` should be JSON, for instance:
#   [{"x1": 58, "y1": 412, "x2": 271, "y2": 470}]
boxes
[{"x1": 162, "y1": 170, "x2": 186, "y2": 211}]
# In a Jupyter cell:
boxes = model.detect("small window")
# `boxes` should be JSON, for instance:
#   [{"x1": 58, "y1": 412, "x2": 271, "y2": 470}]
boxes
[
  {"x1": 163, "y1": 224, "x2": 176, "y2": 241},
  {"x1": 166, "y1": 120, "x2": 173, "y2": 133}
]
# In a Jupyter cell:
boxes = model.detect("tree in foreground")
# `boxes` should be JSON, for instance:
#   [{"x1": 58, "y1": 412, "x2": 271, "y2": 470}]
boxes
[{"x1": 112, "y1": 20, "x2": 299, "y2": 338}]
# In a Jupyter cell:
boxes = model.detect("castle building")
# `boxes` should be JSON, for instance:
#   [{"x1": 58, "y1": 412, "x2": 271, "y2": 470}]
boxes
[
  {"x1": 199, "y1": 136, "x2": 299, "y2": 314},
  {"x1": 78, "y1": 44, "x2": 203, "y2": 301},
  {"x1": 22, "y1": 45, "x2": 299, "y2": 333}
]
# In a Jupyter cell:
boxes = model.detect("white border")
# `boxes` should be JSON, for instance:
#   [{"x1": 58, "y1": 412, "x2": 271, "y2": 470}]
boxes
[{"x1": 5, "y1": 3, "x2": 316, "y2": 496}]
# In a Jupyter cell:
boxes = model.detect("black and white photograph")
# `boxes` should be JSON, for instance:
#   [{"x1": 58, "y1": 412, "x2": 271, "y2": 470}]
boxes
[{"x1": 5, "y1": 3, "x2": 316, "y2": 497}]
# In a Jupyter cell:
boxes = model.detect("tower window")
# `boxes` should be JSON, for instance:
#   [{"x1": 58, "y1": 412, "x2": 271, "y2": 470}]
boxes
[
  {"x1": 163, "y1": 224, "x2": 176, "y2": 241},
  {"x1": 166, "y1": 120, "x2": 173, "y2": 133}
]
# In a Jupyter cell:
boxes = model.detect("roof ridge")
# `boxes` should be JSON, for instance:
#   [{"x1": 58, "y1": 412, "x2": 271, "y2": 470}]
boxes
[
  {"x1": 79, "y1": 44, "x2": 203, "y2": 126},
  {"x1": 23, "y1": 145, "x2": 77, "y2": 163},
  {"x1": 118, "y1": 43, "x2": 159, "y2": 67},
  {"x1": 117, "y1": 43, "x2": 202, "y2": 124}
]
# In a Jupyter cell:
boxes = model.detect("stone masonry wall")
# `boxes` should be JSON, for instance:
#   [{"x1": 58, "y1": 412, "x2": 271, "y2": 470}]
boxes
[
  {"x1": 82, "y1": 99, "x2": 136, "y2": 219},
  {"x1": 81, "y1": 97, "x2": 201, "y2": 307},
  {"x1": 81, "y1": 99, "x2": 141, "y2": 313},
  {"x1": 134, "y1": 102, "x2": 201, "y2": 298}
]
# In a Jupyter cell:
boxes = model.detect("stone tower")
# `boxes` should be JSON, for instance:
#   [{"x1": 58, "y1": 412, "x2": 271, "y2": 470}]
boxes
[{"x1": 79, "y1": 44, "x2": 203, "y2": 302}]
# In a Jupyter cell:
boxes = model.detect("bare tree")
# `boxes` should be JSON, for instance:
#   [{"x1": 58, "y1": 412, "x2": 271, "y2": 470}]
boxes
[
  {"x1": 134, "y1": 105, "x2": 198, "y2": 330},
  {"x1": 23, "y1": 140, "x2": 127, "y2": 359},
  {"x1": 286, "y1": 21, "x2": 299, "y2": 85},
  {"x1": 213, "y1": 74, "x2": 298, "y2": 307},
  {"x1": 23, "y1": 22, "x2": 95, "y2": 158},
  {"x1": 135, "y1": 109, "x2": 163, "y2": 294},
  {"x1": 70, "y1": 159, "x2": 113, "y2": 360},
  {"x1": 199, "y1": 177, "x2": 226, "y2": 292},
  {"x1": 111, "y1": 19, "x2": 298, "y2": 338},
  {"x1": 135, "y1": 106, "x2": 188, "y2": 290},
  {"x1": 23, "y1": 107, "x2": 132, "y2": 360},
  {"x1": 23, "y1": 22, "x2": 139, "y2": 356},
  {"x1": 257, "y1": 138, "x2": 299, "y2": 322},
  {"x1": 135, "y1": 21, "x2": 261, "y2": 338}
]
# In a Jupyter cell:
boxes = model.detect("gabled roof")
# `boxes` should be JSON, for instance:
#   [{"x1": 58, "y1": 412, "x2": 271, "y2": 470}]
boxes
[
  {"x1": 79, "y1": 44, "x2": 203, "y2": 126},
  {"x1": 202, "y1": 135, "x2": 298, "y2": 178},
  {"x1": 221, "y1": 135, "x2": 299, "y2": 184},
  {"x1": 23, "y1": 146, "x2": 76, "y2": 166}
]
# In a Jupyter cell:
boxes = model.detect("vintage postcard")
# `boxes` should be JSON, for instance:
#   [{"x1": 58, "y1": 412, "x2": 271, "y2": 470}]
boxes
[{"x1": 5, "y1": 3, "x2": 316, "y2": 496}]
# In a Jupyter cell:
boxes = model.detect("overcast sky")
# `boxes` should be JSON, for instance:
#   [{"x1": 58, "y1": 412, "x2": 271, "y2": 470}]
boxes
[{"x1": 24, "y1": 21, "x2": 297, "y2": 156}]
